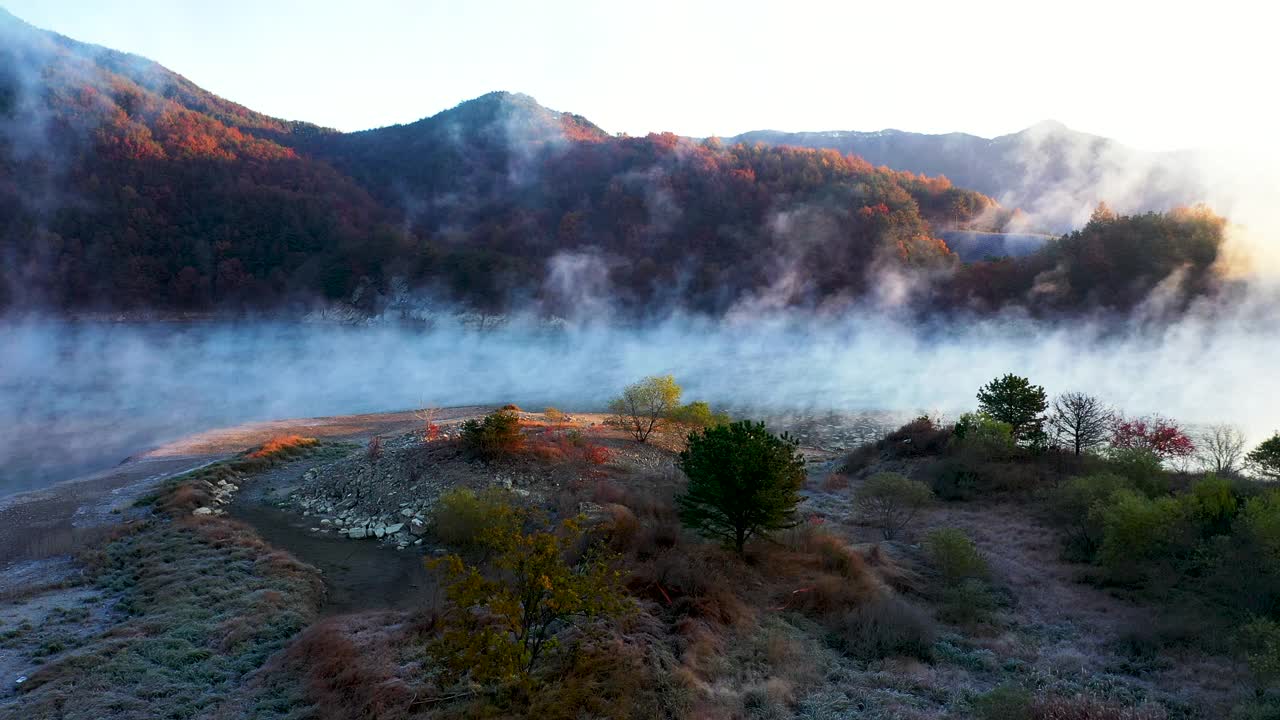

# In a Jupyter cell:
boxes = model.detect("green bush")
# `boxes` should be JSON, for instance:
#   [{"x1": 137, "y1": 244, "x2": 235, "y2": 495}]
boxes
[
  {"x1": 954, "y1": 412, "x2": 1016, "y2": 459},
  {"x1": 1230, "y1": 699, "x2": 1280, "y2": 720},
  {"x1": 937, "y1": 578, "x2": 998, "y2": 625},
  {"x1": 1091, "y1": 489, "x2": 1189, "y2": 582},
  {"x1": 667, "y1": 400, "x2": 730, "y2": 432},
  {"x1": 925, "y1": 528, "x2": 989, "y2": 583},
  {"x1": 1242, "y1": 491, "x2": 1280, "y2": 568},
  {"x1": 929, "y1": 460, "x2": 983, "y2": 501},
  {"x1": 461, "y1": 409, "x2": 525, "y2": 460},
  {"x1": 1047, "y1": 473, "x2": 1132, "y2": 558},
  {"x1": 855, "y1": 472, "x2": 934, "y2": 540},
  {"x1": 1185, "y1": 474, "x2": 1240, "y2": 537},
  {"x1": 432, "y1": 487, "x2": 514, "y2": 550},
  {"x1": 1106, "y1": 447, "x2": 1169, "y2": 497},
  {"x1": 972, "y1": 684, "x2": 1033, "y2": 720},
  {"x1": 1238, "y1": 617, "x2": 1280, "y2": 696}
]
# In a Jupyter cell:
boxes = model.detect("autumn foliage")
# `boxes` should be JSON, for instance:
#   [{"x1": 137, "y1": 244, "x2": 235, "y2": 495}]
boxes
[{"x1": 1111, "y1": 417, "x2": 1196, "y2": 459}]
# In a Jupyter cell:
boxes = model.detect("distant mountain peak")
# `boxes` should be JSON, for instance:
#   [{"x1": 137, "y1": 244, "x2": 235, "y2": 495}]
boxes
[{"x1": 1026, "y1": 119, "x2": 1069, "y2": 133}]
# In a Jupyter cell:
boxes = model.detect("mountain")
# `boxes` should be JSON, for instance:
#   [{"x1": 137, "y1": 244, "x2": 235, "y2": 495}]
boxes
[
  {"x1": 0, "y1": 10, "x2": 1227, "y2": 318},
  {"x1": 0, "y1": 8, "x2": 400, "y2": 309},
  {"x1": 727, "y1": 122, "x2": 1205, "y2": 232}
]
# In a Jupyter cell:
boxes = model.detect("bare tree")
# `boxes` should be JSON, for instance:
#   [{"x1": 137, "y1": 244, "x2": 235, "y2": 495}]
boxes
[
  {"x1": 1198, "y1": 424, "x2": 1247, "y2": 475},
  {"x1": 1046, "y1": 392, "x2": 1113, "y2": 456}
]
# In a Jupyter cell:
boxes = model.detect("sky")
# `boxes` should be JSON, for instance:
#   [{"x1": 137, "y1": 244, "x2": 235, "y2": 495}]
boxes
[{"x1": 2, "y1": 0, "x2": 1276, "y2": 152}]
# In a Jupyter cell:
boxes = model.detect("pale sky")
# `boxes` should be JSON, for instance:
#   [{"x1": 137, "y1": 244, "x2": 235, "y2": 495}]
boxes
[{"x1": 4, "y1": 0, "x2": 1276, "y2": 152}]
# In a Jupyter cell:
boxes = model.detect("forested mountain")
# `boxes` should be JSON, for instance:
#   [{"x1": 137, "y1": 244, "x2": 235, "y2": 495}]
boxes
[
  {"x1": 729, "y1": 123, "x2": 1205, "y2": 232},
  {"x1": 0, "y1": 9, "x2": 1229, "y2": 318}
]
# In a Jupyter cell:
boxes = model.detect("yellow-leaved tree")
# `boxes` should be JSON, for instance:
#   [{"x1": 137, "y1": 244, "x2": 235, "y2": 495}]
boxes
[{"x1": 428, "y1": 502, "x2": 629, "y2": 686}]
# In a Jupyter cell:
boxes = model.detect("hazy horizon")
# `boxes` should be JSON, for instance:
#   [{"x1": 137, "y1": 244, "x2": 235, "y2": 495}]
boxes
[{"x1": 2, "y1": 0, "x2": 1273, "y2": 154}]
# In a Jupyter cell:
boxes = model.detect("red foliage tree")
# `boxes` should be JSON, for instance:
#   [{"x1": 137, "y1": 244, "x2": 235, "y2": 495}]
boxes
[{"x1": 1111, "y1": 416, "x2": 1195, "y2": 459}]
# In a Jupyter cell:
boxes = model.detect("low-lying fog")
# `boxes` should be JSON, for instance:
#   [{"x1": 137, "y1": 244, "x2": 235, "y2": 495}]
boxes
[{"x1": 4, "y1": 299, "x2": 1278, "y2": 497}]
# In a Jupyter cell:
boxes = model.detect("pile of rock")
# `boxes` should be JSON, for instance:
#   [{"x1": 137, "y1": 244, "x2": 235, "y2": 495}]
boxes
[
  {"x1": 191, "y1": 479, "x2": 240, "y2": 516},
  {"x1": 304, "y1": 498, "x2": 431, "y2": 550}
]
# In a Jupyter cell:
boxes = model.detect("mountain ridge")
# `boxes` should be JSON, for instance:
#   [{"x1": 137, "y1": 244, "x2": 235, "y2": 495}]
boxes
[{"x1": 0, "y1": 9, "x2": 1226, "y2": 318}]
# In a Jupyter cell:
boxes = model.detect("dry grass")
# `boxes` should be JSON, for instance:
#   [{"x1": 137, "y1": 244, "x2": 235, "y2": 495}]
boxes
[
  {"x1": 248, "y1": 434, "x2": 319, "y2": 459},
  {"x1": 13, "y1": 514, "x2": 324, "y2": 719}
]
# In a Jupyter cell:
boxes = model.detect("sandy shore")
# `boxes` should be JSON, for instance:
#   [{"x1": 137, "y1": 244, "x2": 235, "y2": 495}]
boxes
[{"x1": 0, "y1": 407, "x2": 488, "y2": 567}]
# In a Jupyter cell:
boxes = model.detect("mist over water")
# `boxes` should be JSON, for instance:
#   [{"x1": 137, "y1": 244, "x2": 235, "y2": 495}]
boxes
[{"x1": 4, "y1": 301, "x2": 1278, "y2": 497}]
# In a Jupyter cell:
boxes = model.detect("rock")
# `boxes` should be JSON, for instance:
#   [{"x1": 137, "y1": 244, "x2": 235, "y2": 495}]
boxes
[
  {"x1": 192, "y1": 507, "x2": 213, "y2": 516},
  {"x1": 409, "y1": 519, "x2": 427, "y2": 536},
  {"x1": 347, "y1": 527, "x2": 367, "y2": 539},
  {"x1": 385, "y1": 523, "x2": 404, "y2": 535},
  {"x1": 400, "y1": 508, "x2": 414, "y2": 517},
  {"x1": 374, "y1": 526, "x2": 386, "y2": 538}
]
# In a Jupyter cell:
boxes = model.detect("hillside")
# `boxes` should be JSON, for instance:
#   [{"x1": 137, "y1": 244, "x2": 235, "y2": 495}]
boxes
[
  {"x1": 729, "y1": 122, "x2": 1205, "y2": 232},
  {"x1": 0, "y1": 10, "x2": 1230, "y2": 318}
]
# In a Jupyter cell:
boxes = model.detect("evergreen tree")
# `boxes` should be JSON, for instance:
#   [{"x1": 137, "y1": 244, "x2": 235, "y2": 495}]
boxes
[
  {"x1": 676, "y1": 420, "x2": 806, "y2": 553},
  {"x1": 977, "y1": 373, "x2": 1048, "y2": 445}
]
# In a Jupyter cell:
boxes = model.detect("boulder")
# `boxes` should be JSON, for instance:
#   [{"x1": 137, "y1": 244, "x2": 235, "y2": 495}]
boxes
[
  {"x1": 192, "y1": 507, "x2": 213, "y2": 516},
  {"x1": 385, "y1": 523, "x2": 404, "y2": 535},
  {"x1": 347, "y1": 527, "x2": 367, "y2": 539},
  {"x1": 374, "y1": 526, "x2": 386, "y2": 538}
]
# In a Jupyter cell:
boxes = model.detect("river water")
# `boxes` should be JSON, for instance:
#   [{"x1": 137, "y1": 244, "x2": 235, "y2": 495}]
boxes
[{"x1": 4, "y1": 310, "x2": 1276, "y2": 496}]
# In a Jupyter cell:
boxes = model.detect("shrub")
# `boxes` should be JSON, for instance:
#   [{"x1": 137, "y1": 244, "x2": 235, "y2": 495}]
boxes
[
  {"x1": 973, "y1": 684, "x2": 1034, "y2": 720},
  {"x1": 855, "y1": 472, "x2": 934, "y2": 540},
  {"x1": 544, "y1": 406, "x2": 566, "y2": 422},
  {"x1": 431, "y1": 487, "x2": 514, "y2": 550},
  {"x1": 954, "y1": 412, "x2": 1017, "y2": 460},
  {"x1": 460, "y1": 409, "x2": 525, "y2": 460},
  {"x1": 1184, "y1": 474, "x2": 1240, "y2": 537},
  {"x1": 937, "y1": 578, "x2": 998, "y2": 625},
  {"x1": 667, "y1": 400, "x2": 730, "y2": 433},
  {"x1": 501, "y1": 403, "x2": 523, "y2": 411},
  {"x1": 676, "y1": 420, "x2": 806, "y2": 553},
  {"x1": 924, "y1": 528, "x2": 995, "y2": 625},
  {"x1": 583, "y1": 443, "x2": 611, "y2": 466},
  {"x1": 924, "y1": 528, "x2": 989, "y2": 583},
  {"x1": 929, "y1": 459, "x2": 983, "y2": 501},
  {"x1": 1106, "y1": 447, "x2": 1169, "y2": 497},
  {"x1": 884, "y1": 415, "x2": 953, "y2": 457},
  {"x1": 1242, "y1": 491, "x2": 1280, "y2": 567},
  {"x1": 365, "y1": 435, "x2": 383, "y2": 464},
  {"x1": 1091, "y1": 489, "x2": 1189, "y2": 582},
  {"x1": 1047, "y1": 473, "x2": 1132, "y2": 557},
  {"x1": 1030, "y1": 695, "x2": 1167, "y2": 719},
  {"x1": 1237, "y1": 616, "x2": 1280, "y2": 696},
  {"x1": 830, "y1": 594, "x2": 936, "y2": 660}
]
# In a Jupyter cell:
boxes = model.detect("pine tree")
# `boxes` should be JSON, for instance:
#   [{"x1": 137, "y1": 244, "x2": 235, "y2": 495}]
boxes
[{"x1": 676, "y1": 421, "x2": 806, "y2": 553}]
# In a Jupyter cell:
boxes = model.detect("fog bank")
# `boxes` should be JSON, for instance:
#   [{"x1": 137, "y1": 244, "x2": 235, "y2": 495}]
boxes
[{"x1": 3, "y1": 302, "x2": 1278, "y2": 496}]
